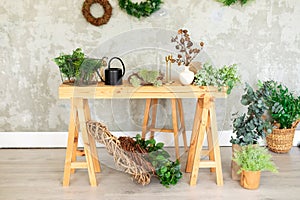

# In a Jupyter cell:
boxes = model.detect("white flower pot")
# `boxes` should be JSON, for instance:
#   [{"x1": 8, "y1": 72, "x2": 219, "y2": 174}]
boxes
[{"x1": 179, "y1": 66, "x2": 194, "y2": 85}]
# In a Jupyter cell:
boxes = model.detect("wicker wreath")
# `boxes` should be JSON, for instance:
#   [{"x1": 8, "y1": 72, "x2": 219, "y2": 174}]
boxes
[{"x1": 82, "y1": 0, "x2": 112, "y2": 26}]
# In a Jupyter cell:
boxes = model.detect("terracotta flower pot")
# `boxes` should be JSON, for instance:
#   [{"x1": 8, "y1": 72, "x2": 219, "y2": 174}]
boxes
[{"x1": 240, "y1": 170, "x2": 261, "y2": 190}]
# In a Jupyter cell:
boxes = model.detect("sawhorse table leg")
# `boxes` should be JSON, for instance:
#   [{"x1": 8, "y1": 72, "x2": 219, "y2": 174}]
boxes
[
  {"x1": 63, "y1": 98, "x2": 101, "y2": 187},
  {"x1": 185, "y1": 96, "x2": 223, "y2": 186}
]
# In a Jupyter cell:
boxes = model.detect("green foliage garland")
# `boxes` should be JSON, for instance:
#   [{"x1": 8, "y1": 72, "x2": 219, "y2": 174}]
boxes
[
  {"x1": 218, "y1": 0, "x2": 252, "y2": 6},
  {"x1": 134, "y1": 134, "x2": 182, "y2": 187},
  {"x1": 118, "y1": 0, "x2": 163, "y2": 18}
]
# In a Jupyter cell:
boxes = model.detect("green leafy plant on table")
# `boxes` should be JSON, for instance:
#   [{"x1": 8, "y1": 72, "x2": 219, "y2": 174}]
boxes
[
  {"x1": 134, "y1": 134, "x2": 182, "y2": 187},
  {"x1": 128, "y1": 69, "x2": 164, "y2": 87},
  {"x1": 194, "y1": 63, "x2": 241, "y2": 95},
  {"x1": 53, "y1": 48, "x2": 85, "y2": 82}
]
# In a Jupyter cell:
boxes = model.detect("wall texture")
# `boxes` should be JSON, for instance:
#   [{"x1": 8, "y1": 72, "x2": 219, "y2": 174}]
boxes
[{"x1": 0, "y1": 0, "x2": 299, "y2": 132}]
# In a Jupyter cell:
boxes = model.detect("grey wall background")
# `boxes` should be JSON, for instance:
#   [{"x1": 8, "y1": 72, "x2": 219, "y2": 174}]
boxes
[{"x1": 0, "y1": 0, "x2": 299, "y2": 132}]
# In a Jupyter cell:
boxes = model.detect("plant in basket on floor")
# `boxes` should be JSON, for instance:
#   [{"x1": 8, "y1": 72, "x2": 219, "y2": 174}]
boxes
[{"x1": 258, "y1": 80, "x2": 300, "y2": 153}]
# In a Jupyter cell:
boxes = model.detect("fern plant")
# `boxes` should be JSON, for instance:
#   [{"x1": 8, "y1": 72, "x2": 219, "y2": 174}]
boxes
[{"x1": 233, "y1": 145, "x2": 278, "y2": 173}]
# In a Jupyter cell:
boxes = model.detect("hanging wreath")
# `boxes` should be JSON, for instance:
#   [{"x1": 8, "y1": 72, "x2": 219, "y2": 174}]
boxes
[
  {"x1": 118, "y1": 0, "x2": 162, "y2": 19},
  {"x1": 82, "y1": 0, "x2": 112, "y2": 26}
]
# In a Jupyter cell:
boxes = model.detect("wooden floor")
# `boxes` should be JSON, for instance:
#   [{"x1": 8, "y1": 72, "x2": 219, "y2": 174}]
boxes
[{"x1": 0, "y1": 147, "x2": 299, "y2": 200}]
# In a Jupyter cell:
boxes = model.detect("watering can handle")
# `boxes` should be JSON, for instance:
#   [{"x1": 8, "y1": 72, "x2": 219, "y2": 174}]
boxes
[{"x1": 108, "y1": 57, "x2": 126, "y2": 77}]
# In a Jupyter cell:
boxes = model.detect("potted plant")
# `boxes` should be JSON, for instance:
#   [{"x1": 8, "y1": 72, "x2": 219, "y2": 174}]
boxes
[
  {"x1": 258, "y1": 80, "x2": 300, "y2": 153},
  {"x1": 233, "y1": 145, "x2": 278, "y2": 190},
  {"x1": 230, "y1": 83, "x2": 273, "y2": 180},
  {"x1": 53, "y1": 48, "x2": 106, "y2": 85},
  {"x1": 170, "y1": 29, "x2": 204, "y2": 85}
]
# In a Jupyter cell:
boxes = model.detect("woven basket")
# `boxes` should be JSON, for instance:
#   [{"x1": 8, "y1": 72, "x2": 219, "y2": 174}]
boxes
[
  {"x1": 86, "y1": 120, "x2": 154, "y2": 185},
  {"x1": 266, "y1": 128, "x2": 296, "y2": 153},
  {"x1": 266, "y1": 120, "x2": 300, "y2": 153}
]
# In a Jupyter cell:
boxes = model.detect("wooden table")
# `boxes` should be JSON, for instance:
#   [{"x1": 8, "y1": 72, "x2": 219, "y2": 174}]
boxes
[{"x1": 59, "y1": 82, "x2": 226, "y2": 186}]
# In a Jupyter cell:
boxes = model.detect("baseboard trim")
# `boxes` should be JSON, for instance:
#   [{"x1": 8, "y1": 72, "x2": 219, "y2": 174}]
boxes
[{"x1": 0, "y1": 131, "x2": 299, "y2": 148}]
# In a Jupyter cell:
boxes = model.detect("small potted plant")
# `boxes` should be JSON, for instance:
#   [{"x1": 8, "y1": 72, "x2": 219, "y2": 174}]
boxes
[
  {"x1": 230, "y1": 82, "x2": 272, "y2": 180},
  {"x1": 233, "y1": 145, "x2": 278, "y2": 190},
  {"x1": 53, "y1": 48, "x2": 106, "y2": 86},
  {"x1": 258, "y1": 80, "x2": 300, "y2": 153},
  {"x1": 170, "y1": 29, "x2": 204, "y2": 85}
]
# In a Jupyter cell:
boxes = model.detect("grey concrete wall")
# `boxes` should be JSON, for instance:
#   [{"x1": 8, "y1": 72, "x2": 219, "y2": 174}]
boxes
[{"x1": 0, "y1": 0, "x2": 299, "y2": 132}]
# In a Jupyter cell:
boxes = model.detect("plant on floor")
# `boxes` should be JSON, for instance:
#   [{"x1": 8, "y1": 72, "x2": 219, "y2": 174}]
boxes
[
  {"x1": 258, "y1": 80, "x2": 300, "y2": 129},
  {"x1": 134, "y1": 134, "x2": 182, "y2": 187},
  {"x1": 194, "y1": 63, "x2": 241, "y2": 94},
  {"x1": 128, "y1": 69, "x2": 164, "y2": 87},
  {"x1": 230, "y1": 83, "x2": 273, "y2": 146},
  {"x1": 233, "y1": 145, "x2": 277, "y2": 173}
]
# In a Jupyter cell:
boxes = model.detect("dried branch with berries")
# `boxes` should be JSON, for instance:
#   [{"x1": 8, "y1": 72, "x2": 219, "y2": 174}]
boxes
[{"x1": 171, "y1": 29, "x2": 204, "y2": 66}]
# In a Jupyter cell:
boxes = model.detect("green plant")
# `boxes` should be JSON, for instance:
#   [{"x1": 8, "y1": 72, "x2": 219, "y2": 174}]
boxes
[
  {"x1": 128, "y1": 69, "x2": 164, "y2": 87},
  {"x1": 134, "y1": 134, "x2": 182, "y2": 187},
  {"x1": 231, "y1": 83, "x2": 273, "y2": 146},
  {"x1": 53, "y1": 48, "x2": 85, "y2": 81},
  {"x1": 194, "y1": 63, "x2": 241, "y2": 94},
  {"x1": 258, "y1": 80, "x2": 300, "y2": 129},
  {"x1": 170, "y1": 29, "x2": 204, "y2": 66},
  {"x1": 118, "y1": 0, "x2": 162, "y2": 19},
  {"x1": 233, "y1": 145, "x2": 278, "y2": 173},
  {"x1": 76, "y1": 58, "x2": 106, "y2": 85},
  {"x1": 218, "y1": 0, "x2": 252, "y2": 6}
]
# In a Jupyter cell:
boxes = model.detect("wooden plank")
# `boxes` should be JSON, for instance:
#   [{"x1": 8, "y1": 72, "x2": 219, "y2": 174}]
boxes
[
  {"x1": 199, "y1": 161, "x2": 217, "y2": 168},
  {"x1": 177, "y1": 99, "x2": 188, "y2": 152},
  {"x1": 76, "y1": 150, "x2": 85, "y2": 156},
  {"x1": 185, "y1": 98, "x2": 203, "y2": 173},
  {"x1": 206, "y1": 111, "x2": 216, "y2": 173},
  {"x1": 171, "y1": 99, "x2": 180, "y2": 160},
  {"x1": 83, "y1": 99, "x2": 101, "y2": 173},
  {"x1": 142, "y1": 99, "x2": 151, "y2": 139},
  {"x1": 70, "y1": 108, "x2": 79, "y2": 174},
  {"x1": 209, "y1": 101, "x2": 224, "y2": 186},
  {"x1": 59, "y1": 82, "x2": 227, "y2": 99},
  {"x1": 76, "y1": 98, "x2": 97, "y2": 187},
  {"x1": 71, "y1": 162, "x2": 88, "y2": 169},
  {"x1": 63, "y1": 98, "x2": 77, "y2": 187},
  {"x1": 189, "y1": 97, "x2": 210, "y2": 186},
  {"x1": 149, "y1": 128, "x2": 174, "y2": 133},
  {"x1": 150, "y1": 99, "x2": 158, "y2": 139}
]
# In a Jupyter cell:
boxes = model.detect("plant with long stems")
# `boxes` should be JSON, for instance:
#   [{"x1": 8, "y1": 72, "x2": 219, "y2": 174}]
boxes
[{"x1": 171, "y1": 29, "x2": 204, "y2": 66}]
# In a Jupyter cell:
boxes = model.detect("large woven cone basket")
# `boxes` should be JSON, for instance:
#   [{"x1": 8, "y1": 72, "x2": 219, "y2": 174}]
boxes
[{"x1": 266, "y1": 120, "x2": 299, "y2": 153}]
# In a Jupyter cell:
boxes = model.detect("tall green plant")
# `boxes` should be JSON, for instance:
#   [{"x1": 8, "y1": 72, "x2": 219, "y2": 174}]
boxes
[
  {"x1": 258, "y1": 80, "x2": 300, "y2": 129},
  {"x1": 231, "y1": 83, "x2": 272, "y2": 146}
]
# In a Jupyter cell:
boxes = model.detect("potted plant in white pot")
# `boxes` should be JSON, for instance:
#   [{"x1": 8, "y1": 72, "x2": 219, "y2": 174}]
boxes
[
  {"x1": 230, "y1": 83, "x2": 273, "y2": 180},
  {"x1": 233, "y1": 145, "x2": 278, "y2": 190}
]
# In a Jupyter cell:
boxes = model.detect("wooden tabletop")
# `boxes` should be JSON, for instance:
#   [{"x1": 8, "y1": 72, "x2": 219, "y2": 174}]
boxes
[{"x1": 59, "y1": 81, "x2": 227, "y2": 99}]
